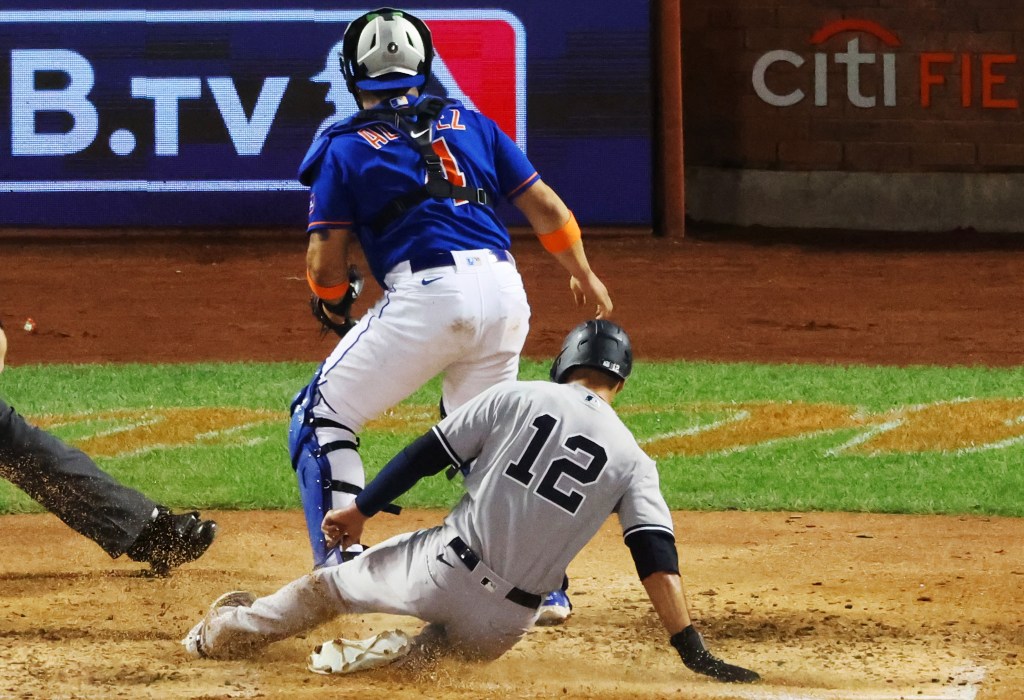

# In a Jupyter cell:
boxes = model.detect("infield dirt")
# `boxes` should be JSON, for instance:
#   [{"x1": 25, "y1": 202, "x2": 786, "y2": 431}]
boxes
[{"x1": 0, "y1": 228, "x2": 1022, "y2": 698}]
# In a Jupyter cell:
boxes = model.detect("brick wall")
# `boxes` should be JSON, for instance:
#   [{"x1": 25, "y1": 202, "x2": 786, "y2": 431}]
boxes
[{"x1": 683, "y1": 0, "x2": 1024, "y2": 173}]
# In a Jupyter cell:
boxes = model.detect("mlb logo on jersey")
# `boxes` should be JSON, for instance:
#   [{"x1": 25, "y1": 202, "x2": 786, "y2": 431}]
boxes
[{"x1": 313, "y1": 12, "x2": 527, "y2": 150}]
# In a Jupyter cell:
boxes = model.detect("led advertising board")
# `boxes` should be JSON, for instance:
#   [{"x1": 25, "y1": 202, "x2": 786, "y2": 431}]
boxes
[{"x1": 0, "y1": 3, "x2": 651, "y2": 226}]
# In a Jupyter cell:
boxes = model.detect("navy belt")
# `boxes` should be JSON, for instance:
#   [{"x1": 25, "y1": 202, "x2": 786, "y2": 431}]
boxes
[
  {"x1": 447, "y1": 537, "x2": 541, "y2": 610},
  {"x1": 407, "y1": 249, "x2": 510, "y2": 274}
]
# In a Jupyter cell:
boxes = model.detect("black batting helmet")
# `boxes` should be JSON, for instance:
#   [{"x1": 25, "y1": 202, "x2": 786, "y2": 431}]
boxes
[
  {"x1": 550, "y1": 320, "x2": 633, "y2": 384},
  {"x1": 341, "y1": 7, "x2": 434, "y2": 96}
]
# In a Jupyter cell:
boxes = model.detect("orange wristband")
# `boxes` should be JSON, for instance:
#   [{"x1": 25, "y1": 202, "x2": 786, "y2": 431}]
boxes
[
  {"x1": 537, "y1": 211, "x2": 582, "y2": 254},
  {"x1": 307, "y1": 269, "x2": 349, "y2": 301}
]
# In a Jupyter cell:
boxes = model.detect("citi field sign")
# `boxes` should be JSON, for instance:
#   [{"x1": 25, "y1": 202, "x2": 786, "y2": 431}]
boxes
[
  {"x1": 753, "y1": 18, "x2": 1020, "y2": 109},
  {"x1": 0, "y1": 9, "x2": 525, "y2": 195}
]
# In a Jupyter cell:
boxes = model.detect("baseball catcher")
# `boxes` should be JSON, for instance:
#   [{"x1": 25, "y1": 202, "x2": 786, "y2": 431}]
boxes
[{"x1": 289, "y1": 6, "x2": 614, "y2": 625}]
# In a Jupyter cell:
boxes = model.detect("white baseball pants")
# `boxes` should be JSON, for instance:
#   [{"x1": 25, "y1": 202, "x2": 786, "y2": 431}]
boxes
[{"x1": 314, "y1": 249, "x2": 531, "y2": 430}]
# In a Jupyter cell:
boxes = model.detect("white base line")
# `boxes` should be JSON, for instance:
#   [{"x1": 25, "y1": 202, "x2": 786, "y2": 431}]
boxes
[{"x1": 675, "y1": 663, "x2": 986, "y2": 700}]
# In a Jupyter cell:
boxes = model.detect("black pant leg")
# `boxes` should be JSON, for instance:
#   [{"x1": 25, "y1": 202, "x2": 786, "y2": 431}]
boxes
[{"x1": 0, "y1": 398, "x2": 159, "y2": 558}]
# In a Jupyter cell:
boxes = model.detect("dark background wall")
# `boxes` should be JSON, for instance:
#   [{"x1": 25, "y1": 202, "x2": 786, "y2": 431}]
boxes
[{"x1": 681, "y1": 0, "x2": 1024, "y2": 231}]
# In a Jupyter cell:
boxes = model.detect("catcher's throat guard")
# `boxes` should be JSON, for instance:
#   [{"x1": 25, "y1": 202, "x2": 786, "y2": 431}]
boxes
[{"x1": 289, "y1": 369, "x2": 401, "y2": 568}]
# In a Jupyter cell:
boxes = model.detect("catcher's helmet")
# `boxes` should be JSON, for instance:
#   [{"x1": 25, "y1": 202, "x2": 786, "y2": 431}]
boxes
[
  {"x1": 341, "y1": 7, "x2": 433, "y2": 95},
  {"x1": 550, "y1": 320, "x2": 633, "y2": 384}
]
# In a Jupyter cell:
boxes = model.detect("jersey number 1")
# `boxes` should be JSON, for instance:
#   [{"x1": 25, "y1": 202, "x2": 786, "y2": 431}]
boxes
[
  {"x1": 431, "y1": 138, "x2": 469, "y2": 206},
  {"x1": 504, "y1": 414, "x2": 608, "y2": 515}
]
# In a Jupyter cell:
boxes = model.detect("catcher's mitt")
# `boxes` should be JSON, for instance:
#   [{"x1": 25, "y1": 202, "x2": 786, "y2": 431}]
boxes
[{"x1": 311, "y1": 265, "x2": 364, "y2": 339}]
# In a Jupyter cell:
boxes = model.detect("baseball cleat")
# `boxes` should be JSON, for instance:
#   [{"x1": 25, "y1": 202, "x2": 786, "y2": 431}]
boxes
[
  {"x1": 181, "y1": 590, "x2": 256, "y2": 659},
  {"x1": 536, "y1": 589, "x2": 572, "y2": 626},
  {"x1": 128, "y1": 507, "x2": 218, "y2": 575},
  {"x1": 308, "y1": 629, "x2": 411, "y2": 674}
]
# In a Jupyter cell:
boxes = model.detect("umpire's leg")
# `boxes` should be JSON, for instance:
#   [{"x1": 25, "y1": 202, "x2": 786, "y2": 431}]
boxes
[{"x1": 0, "y1": 398, "x2": 158, "y2": 557}]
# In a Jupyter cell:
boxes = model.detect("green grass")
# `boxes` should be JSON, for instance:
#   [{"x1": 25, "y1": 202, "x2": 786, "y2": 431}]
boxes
[{"x1": 2, "y1": 360, "x2": 1022, "y2": 517}]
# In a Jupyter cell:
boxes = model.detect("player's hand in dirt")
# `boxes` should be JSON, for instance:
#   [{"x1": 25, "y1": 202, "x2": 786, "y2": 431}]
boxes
[
  {"x1": 570, "y1": 272, "x2": 613, "y2": 319},
  {"x1": 671, "y1": 626, "x2": 761, "y2": 684},
  {"x1": 322, "y1": 504, "x2": 368, "y2": 550}
]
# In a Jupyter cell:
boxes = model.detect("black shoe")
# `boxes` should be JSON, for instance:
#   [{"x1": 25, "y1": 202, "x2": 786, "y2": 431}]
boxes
[{"x1": 127, "y1": 507, "x2": 218, "y2": 575}]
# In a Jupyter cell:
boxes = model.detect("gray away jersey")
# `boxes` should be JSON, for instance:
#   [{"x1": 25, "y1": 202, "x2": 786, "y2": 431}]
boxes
[{"x1": 434, "y1": 380, "x2": 674, "y2": 595}]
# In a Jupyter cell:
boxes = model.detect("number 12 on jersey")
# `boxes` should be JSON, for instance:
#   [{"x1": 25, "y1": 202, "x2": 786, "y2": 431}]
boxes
[{"x1": 503, "y1": 414, "x2": 608, "y2": 515}]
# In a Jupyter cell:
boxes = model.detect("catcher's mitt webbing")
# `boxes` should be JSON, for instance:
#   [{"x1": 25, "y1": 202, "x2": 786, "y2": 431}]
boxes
[
  {"x1": 311, "y1": 296, "x2": 356, "y2": 339},
  {"x1": 310, "y1": 266, "x2": 363, "y2": 339}
]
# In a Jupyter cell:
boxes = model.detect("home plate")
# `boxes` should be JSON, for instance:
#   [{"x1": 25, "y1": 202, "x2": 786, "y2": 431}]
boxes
[{"x1": 676, "y1": 662, "x2": 986, "y2": 700}]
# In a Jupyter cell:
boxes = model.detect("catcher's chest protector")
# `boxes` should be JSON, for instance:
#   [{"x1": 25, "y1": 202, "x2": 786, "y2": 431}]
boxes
[{"x1": 351, "y1": 97, "x2": 493, "y2": 235}]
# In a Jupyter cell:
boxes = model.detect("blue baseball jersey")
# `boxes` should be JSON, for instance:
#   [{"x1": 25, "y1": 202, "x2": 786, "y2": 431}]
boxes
[{"x1": 300, "y1": 97, "x2": 540, "y2": 285}]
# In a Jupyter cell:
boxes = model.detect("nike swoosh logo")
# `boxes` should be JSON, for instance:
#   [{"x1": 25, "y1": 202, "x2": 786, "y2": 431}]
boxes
[
  {"x1": 411, "y1": 128, "x2": 430, "y2": 138},
  {"x1": 421, "y1": 276, "x2": 443, "y2": 286},
  {"x1": 436, "y1": 553, "x2": 454, "y2": 568}
]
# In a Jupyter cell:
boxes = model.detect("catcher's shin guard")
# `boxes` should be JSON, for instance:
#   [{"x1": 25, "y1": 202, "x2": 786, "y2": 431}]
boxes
[
  {"x1": 289, "y1": 372, "x2": 345, "y2": 567},
  {"x1": 288, "y1": 373, "x2": 401, "y2": 568}
]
